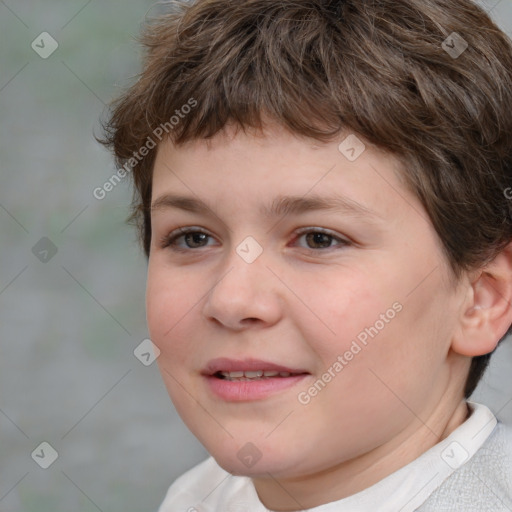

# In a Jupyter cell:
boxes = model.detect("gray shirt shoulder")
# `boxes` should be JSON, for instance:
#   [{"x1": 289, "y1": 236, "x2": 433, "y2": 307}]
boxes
[{"x1": 417, "y1": 422, "x2": 512, "y2": 512}]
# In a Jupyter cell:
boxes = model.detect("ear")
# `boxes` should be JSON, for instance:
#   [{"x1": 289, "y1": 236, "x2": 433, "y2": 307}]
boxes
[{"x1": 452, "y1": 242, "x2": 512, "y2": 357}]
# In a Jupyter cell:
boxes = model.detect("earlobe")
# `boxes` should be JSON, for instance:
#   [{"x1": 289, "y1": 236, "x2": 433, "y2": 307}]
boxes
[{"x1": 452, "y1": 243, "x2": 512, "y2": 357}]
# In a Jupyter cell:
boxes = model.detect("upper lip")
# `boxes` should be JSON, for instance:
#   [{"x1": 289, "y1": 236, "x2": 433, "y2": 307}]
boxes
[{"x1": 202, "y1": 358, "x2": 309, "y2": 376}]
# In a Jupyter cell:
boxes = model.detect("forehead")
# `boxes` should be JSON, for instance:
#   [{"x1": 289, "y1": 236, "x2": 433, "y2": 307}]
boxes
[
  {"x1": 151, "y1": 125, "x2": 421, "y2": 224},
  {"x1": 150, "y1": 126, "x2": 457, "y2": 281}
]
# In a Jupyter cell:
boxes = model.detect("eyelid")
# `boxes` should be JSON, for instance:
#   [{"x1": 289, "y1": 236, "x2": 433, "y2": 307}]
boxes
[
  {"x1": 291, "y1": 227, "x2": 352, "y2": 249},
  {"x1": 159, "y1": 226, "x2": 214, "y2": 249},
  {"x1": 294, "y1": 226, "x2": 347, "y2": 239}
]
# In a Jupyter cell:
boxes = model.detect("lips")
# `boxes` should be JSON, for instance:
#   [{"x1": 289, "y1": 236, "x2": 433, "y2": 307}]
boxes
[
  {"x1": 202, "y1": 357, "x2": 309, "y2": 377},
  {"x1": 202, "y1": 358, "x2": 310, "y2": 401}
]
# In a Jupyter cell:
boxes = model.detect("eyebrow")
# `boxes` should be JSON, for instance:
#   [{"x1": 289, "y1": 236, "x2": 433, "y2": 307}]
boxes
[{"x1": 150, "y1": 193, "x2": 382, "y2": 220}]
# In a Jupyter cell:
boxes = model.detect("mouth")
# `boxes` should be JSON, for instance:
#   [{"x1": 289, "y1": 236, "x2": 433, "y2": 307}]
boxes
[
  {"x1": 213, "y1": 370, "x2": 302, "y2": 381},
  {"x1": 203, "y1": 357, "x2": 309, "y2": 378},
  {"x1": 202, "y1": 358, "x2": 310, "y2": 401}
]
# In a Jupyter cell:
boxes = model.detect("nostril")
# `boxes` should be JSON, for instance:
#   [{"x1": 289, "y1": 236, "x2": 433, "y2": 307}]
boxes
[{"x1": 242, "y1": 318, "x2": 260, "y2": 324}]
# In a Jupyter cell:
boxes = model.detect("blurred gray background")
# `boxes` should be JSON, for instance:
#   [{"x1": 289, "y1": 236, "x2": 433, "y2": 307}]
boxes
[{"x1": 1, "y1": 1, "x2": 511, "y2": 511}]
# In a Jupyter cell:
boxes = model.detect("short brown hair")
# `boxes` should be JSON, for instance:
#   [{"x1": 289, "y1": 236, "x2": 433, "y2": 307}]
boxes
[{"x1": 99, "y1": 0, "x2": 512, "y2": 398}]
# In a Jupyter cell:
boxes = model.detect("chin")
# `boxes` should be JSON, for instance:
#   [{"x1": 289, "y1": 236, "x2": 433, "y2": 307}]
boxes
[
  {"x1": 213, "y1": 452, "x2": 285, "y2": 477},
  {"x1": 203, "y1": 437, "x2": 299, "y2": 478}
]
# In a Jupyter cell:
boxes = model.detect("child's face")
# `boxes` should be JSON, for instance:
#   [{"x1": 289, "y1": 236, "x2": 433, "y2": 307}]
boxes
[{"x1": 146, "y1": 122, "x2": 468, "y2": 480}]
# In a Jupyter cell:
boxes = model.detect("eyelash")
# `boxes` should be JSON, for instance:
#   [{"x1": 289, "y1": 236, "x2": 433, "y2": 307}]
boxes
[{"x1": 159, "y1": 227, "x2": 351, "y2": 253}]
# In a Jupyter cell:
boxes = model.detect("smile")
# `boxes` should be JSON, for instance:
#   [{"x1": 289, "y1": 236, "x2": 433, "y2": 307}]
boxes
[
  {"x1": 202, "y1": 358, "x2": 310, "y2": 401},
  {"x1": 216, "y1": 370, "x2": 296, "y2": 381}
]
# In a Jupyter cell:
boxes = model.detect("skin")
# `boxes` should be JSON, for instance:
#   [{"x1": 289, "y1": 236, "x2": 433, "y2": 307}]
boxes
[{"x1": 146, "y1": 120, "x2": 512, "y2": 511}]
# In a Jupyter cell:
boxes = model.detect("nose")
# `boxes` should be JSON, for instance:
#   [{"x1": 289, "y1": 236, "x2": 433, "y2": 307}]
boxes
[{"x1": 201, "y1": 248, "x2": 283, "y2": 330}]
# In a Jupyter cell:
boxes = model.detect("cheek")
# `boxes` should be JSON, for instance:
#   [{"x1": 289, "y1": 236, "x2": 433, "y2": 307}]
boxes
[
  {"x1": 292, "y1": 261, "x2": 443, "y2": 405},
  {"x1": 146, "y1": 269, "x2": 203, "y2": 411},
  {"x1": 145, "y1": 265, "x2": 199, "y2": 356},
  {"x1": 293, "y1": 268, "x2": 397, "y2": 361},
  {"x1": 328, "y1": 276, "x2": 455, "y2": 414}
]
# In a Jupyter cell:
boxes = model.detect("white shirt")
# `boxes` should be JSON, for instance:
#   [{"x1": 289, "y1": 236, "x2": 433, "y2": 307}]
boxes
[{"x1": 158, "y1": 402, "x2": 509, "y2": 512}]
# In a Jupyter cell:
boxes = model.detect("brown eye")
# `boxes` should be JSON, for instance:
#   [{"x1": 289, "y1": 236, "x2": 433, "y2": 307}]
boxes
[
  {"x1": 293, "y1": 228, "x2": 350, "y2": 251},
  {"x1": 304, "y1": 232, "x2": 335, "y2": 249},
  {"x1": 160, "y1": 228, "x2": 214, "y2": 250},
  {"x1": 182, "y1": 232, "x2": 209, "y2": 248}
]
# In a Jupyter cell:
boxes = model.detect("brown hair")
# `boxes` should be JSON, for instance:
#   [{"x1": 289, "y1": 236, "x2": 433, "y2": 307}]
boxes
[{"x1": 98, "y1": 0, "x2": 512, "y2": 398}]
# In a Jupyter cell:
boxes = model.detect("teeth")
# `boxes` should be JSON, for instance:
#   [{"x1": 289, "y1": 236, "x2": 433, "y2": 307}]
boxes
[
  {"x1": 244, "y1": 370, "x2": 263, "y2": 378},
  {"x1": 218, "y1": 370, "x2": 294, "y2": 380}
]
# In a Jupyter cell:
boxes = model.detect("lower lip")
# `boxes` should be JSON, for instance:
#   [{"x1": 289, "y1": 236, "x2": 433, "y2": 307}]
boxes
[{"x1": 204, "y1": 374, "x2": 309, "y2": 401}]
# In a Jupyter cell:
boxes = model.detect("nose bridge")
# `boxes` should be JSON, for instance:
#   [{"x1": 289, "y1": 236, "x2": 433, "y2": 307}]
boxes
[
  {"x1": 201, "y1": 236, "x2": 282, "y2": 327},
  {"x1": 214, "y1": 237, "x2": 268, "y2": 299}
]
